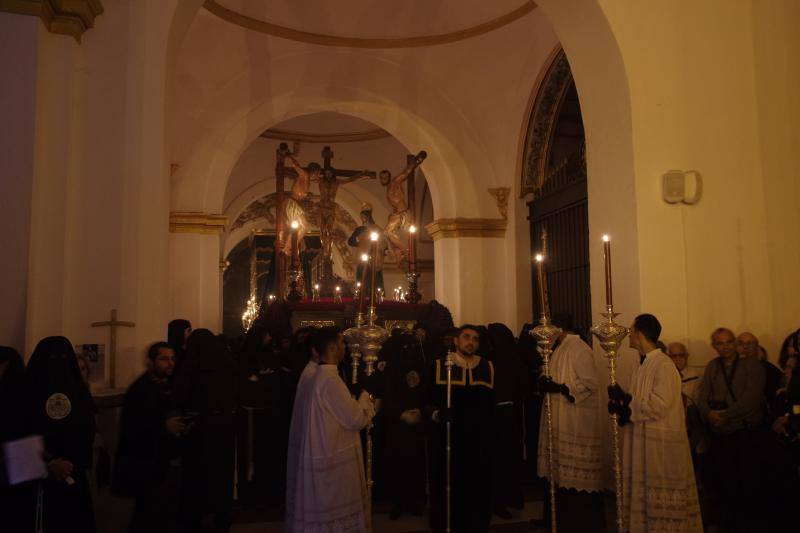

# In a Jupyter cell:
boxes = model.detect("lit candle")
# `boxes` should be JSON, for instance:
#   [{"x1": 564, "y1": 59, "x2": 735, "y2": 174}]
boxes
[
  {"x1": 535, "y1": 254, "x2": 548, "y2": 318},
  {"x1": 290, "y1": 220, "x2": 300, "y2": 268},
  {"x1": 602, "y1": 234, "x2": 613, "y2": 308},
  {"x1": 369, "y1": 232, "x2": 379, "y2": 309},
  {"x1": 408, "y1": 224, "x2": 417, "y2": 272},
  {"x1": 358, "y1": 253, "x2": 369, "y2": 314}
]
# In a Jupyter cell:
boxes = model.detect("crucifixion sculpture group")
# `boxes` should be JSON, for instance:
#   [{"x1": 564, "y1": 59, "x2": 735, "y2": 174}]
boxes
[{"x1": 272, "y1": 142, "x2": 426, "y2": 300}]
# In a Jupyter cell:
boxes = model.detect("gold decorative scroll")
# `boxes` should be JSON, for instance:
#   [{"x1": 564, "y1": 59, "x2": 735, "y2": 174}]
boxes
[
  {"x1": 425, "y1": 218, "x2": 507, "y2": 241},
  {"x1": 0, "y1": 0, "x2": 104, "y2": 42},
  {"x1": 169, "y1": 212, "x2": 227, "y2": 234},
  {"x1": 487, "y1": 187, "x2": 511, "y2": 219}
]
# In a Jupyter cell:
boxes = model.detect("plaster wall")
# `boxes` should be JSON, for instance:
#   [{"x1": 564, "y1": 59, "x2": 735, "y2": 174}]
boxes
[
  {"x1": 591, "y1": 0, "x2": 800, "y2": 364},
  {"x1": 169, "y1": 233, "x2": 222, "y2": 332},
  {"x1": 25, "y1": 0, "x2": 176, "y2": 386},
  {"x1": 0, "y1": 14, "x2": 38, "y2": 352}
]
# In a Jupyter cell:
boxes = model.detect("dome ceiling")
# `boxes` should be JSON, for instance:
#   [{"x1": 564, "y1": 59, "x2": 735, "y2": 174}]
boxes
[{"x1": 205, "y1": 0, "x2": 537, "y2": 47}]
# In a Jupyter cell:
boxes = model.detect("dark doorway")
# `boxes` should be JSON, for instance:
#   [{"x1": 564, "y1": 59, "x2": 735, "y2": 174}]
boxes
[{"x1": 523, "y1": 53, "x2": 591, "y2": 339}]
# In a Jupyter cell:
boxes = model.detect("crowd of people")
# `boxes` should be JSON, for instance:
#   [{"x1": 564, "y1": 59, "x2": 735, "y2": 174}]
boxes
[{"x1": 0, "y1": 312, "x2": 799, "y2": 533}]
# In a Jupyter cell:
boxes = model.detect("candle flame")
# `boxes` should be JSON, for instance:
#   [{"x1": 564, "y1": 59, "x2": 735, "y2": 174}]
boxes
[
  {"x1": 409, "y1": 225, "x2": 417, "y2": 234},
  {"x1": 290, "y1": 220, "x2": 299, "y2": 230},
  {"x1": 370, "y1": 231, "x2": 379, "y2": 241},
  {"x1": 335, "y1": 286, "x2": 341, "y2": 292},
  {"x1": 602, "y1": 234, "x2": 610, "y2": 242},
  {"x1": 356, "y1": 281, "x2": 361, "y2": 287},
  {"x1": 361, "y1": 253, "x2": 369, "y2": 262},
  {"x1": 535, "y1": 253, "x2": 544, "y2": 262},
  {"x1": 314, "y1": 284, "x2": 319, "y2": 290}
]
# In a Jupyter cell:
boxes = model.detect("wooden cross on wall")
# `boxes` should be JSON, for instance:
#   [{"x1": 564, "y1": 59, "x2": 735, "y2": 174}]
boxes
[{"x1": 91, "y1": 309, "x2": 135, "y2": 389}]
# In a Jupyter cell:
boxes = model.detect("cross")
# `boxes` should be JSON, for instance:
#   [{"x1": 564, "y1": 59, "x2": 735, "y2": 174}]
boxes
[
  {"x1": 91, "y1": 309, "x2": 135, "y2": 389},
  {"x1": 321, "y1": 145, "x2": 376, "y2": 180}
]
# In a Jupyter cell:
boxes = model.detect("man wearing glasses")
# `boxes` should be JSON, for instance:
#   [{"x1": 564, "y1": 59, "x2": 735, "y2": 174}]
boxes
[
  {"x1": 697, "y1": 327, "x2": 765, "y2": 532},
  {"x1": 666, "y1": 342, "x2": 701, "y2": 406}
]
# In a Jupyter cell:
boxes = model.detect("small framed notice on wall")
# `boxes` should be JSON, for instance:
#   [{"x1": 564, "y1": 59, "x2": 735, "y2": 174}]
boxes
[{"x1": 75, "y1": 343, "x2": 107, "y2": 389}]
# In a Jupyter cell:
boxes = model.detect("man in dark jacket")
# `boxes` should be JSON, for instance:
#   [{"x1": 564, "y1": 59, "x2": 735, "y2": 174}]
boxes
[{"x1": 113, "y1": 342, "x2": 184, "y2": 532}]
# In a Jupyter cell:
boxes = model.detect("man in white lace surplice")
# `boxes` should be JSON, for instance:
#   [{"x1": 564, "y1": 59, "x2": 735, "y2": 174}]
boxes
[
  {"x1": 620, "y1": 314, "x2": 702, "y2": 533},
  {"x1": 536, "y1": 315, "x2": 606, "y2": 531},
  {"x1": 285, "y1": 328, "x2": 376, "y2": 533}
]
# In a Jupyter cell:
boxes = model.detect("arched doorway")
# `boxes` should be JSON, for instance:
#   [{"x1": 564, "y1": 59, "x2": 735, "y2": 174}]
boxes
[{"x1": 522, "y1": 48, "x2": 591, "y2": 338}]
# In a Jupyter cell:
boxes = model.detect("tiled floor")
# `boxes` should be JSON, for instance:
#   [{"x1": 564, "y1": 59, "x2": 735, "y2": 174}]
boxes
[{"x1": 231, "y1": 500, "x2": 543, "y2": 533}]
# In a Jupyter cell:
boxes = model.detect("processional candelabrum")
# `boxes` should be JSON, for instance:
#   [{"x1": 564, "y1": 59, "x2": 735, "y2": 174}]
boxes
[
  {"x1": 347, "y1": 232, "x2": 389, "y2": 503},
  {"x1": 590, "y1": 235, "x2": 629, "y2": 533},
  {"x1": 529, "y1": 229, "x2": 561, "y2": 533}
]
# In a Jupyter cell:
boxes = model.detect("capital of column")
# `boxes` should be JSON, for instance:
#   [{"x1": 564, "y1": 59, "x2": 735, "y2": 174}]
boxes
[
  {"x1": 424, "y1": 218, "x2": 507, "y2": 241},
  {"x1": 0, "y1": 0, "x2": 104, "y2": 42},
  {"x1": 169, "y1": 211, "x2": 227, "y2": 235}
]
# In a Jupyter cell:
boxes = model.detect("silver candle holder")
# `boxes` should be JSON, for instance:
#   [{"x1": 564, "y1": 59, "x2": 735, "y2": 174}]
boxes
[{"x1": 530, "y1": 315, "x2": 561, "y2": 533}]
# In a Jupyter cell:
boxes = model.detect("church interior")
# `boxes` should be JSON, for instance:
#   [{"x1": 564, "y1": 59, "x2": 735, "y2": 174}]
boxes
[{"x1": 1, "y1": 1, "x2": 799, "y2": 532}]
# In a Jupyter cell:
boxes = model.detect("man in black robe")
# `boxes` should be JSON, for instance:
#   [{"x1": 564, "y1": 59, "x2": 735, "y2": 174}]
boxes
[
  {"x1": 26, "y1": 336, "x2": 97, "y2": 533},
  {"x1": 173, "y1": 329, "x2": 236, "y2": 531},
  {"x1": 426, "y1": 325, "x2": 495, "y2": 533},
  {"x1": 113, "y1": 341, "x2": 184, "y2": 532}
]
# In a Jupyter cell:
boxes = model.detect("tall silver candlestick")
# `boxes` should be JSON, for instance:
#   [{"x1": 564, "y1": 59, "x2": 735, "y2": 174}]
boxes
[
  {"x1": 531, "y1": 315, "x2": 561, "y2": 533},
  {"x1": 591, "y1": 235, "x2": 629, "y2": 533}
]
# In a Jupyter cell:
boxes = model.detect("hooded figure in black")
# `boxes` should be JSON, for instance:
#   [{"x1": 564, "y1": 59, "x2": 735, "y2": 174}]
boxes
[
  {"x1": 167, "y1": 319, "x2": 192, "y2": 369},
  {"x1": 487, "y1": 323, "x2": 527, "y2": 516},
  {"x1": 26, "y1": 336, "x2": 97, "y2": 533},
  {"x1": 236, "y1": 324, "x2": 286, "y2": 506},
  {"x1": 1, "y1": 346, "x2": 30, "y2": 532},
  {"x1": 173, "y1": 329, "x2": 236, "y2": 531},
  {"x1": 380, "y1": 332, "x2": 427, "y2": 518},
  {"x1": 518, "y1": 322, "x2": 544, "y2": 480}
]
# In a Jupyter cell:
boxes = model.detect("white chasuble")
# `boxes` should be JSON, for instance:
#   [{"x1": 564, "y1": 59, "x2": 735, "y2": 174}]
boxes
[
  {"x1": 622, "y1": 349, "x2": 702, "y2": 533},
  {"x1": 537, "y1": 334, "x2": 606, "y2": 492},
  {"x1": 286, "y1": 363, "x2": 375, "y2": 533}
]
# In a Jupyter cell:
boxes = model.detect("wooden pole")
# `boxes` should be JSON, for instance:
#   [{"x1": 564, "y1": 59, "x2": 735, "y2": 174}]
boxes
[
  {"x1": 274, "y1": 143, "x2": 288, "y2": 298},
  {"x1": 406, "y1": 154, "x2": 417, "y2": 273}
]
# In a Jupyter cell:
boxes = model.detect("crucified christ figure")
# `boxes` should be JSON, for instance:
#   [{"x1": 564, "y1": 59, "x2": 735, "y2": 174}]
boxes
[
  {"x1": 281, "y1": 152, "x2": 321, "y2": 257},
  {"x1": 379, "y1": 151, "x2": 427, "y2": 262},
  {"x1": 318, "y1": 167, "x2": 374, "y2": 264}
]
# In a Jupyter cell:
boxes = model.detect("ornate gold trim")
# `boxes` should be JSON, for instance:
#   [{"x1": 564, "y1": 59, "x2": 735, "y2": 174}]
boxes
[
  {"x1": 0, "y1": 0, "x2": 103, "y2": 43},
  {"x1": 487, "y1": 187, "x2": 511, "y2": 219},
  {"x1": 425, "y1": 218, "x2": 507, "y2": 241},
  {"x1": 203, "y1": 0, "x2": 537, "y2": 49},
  {"x1": 261, "y1": 128, "x2": 390, "y2": 144},
  {"x1": 299, "y1": 320, "x2": 336, "y2": 328},
  {"x1": 169, "y1": 212, "x2": 227, "y2": 234},
  {"x1": 520, "y1": 47, "x2": 573, "y2": 197},
  {"x1": 384, "y1": 320, "x2": 417, "y2": 333}
]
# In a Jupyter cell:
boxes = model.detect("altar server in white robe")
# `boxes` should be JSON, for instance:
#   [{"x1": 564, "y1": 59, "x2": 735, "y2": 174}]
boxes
[
  {"x1": 535, "y1": 313, "x2": 606, "y2": 531},
  {"x1": 285, "y1": 327, "x2": 376, "y2": 533},
  {"x1": 610, "y1": 314, "x2": 702, "y2": 533}
]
